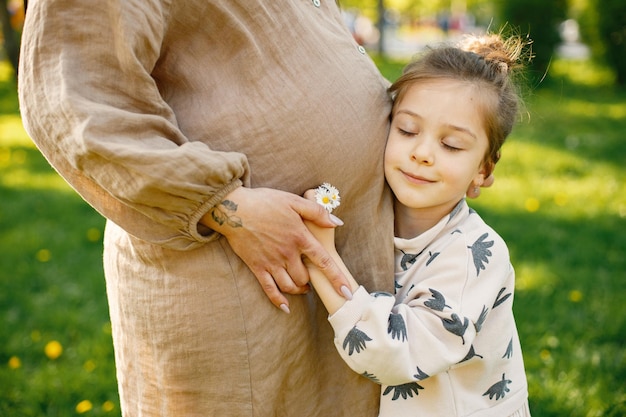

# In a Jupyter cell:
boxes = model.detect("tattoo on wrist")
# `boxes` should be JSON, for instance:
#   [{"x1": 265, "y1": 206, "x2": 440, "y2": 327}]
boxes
[{"x1": 211, "y1": 200, "x2": 243, "y2": 228}]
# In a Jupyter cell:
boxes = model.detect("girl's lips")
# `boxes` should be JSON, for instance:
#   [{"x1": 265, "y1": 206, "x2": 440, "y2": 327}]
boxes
[{"x1": 401, "y1": 170, "x2": 434, "y2": 184}]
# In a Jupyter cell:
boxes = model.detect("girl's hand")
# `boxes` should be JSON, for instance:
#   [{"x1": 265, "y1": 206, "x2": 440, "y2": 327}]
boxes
[{"x1": 303, "y1": 188, "x2": 339, "y2": 250}]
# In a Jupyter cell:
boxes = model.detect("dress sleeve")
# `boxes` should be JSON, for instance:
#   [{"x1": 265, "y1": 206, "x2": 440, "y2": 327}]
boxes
[
  {"x1": 18, "y1": 0, "x2": 249, "y2": 250},
  {"x1": 328, "y1": 228, "x2": 511, "y2": 386}
]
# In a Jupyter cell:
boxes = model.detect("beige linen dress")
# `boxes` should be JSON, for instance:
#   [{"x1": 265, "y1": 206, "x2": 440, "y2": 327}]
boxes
[{"x1": 19, "y1": 1, "x2": 394, "y2": 416}]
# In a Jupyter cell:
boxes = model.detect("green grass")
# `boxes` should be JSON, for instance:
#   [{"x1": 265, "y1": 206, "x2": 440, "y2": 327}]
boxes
[
  {"x1": 0, "y1": 62, "x2": 116, "y2": 416},
  {"x1": 2, "y1": 54, "x2": 625, "y2": 416}
]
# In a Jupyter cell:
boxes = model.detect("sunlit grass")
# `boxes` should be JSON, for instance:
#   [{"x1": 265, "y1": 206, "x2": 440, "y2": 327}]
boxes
[
  {"x1": 0, "y1": 140, "x2": 75, "y2": 192},
  {"x1": 486, "y1": 74, "x2": 626, "y2": 416},
  {"x1": 1, "y1": 61, "x2": 116, "y2": 416},
  {"x1": 0, "y1": 80, "x2": 75, "y2": 193},
  {"x1": 0, "y1": 148, "x2": 75, "y2": 191},
  {"x1": 562, "y1": 97, "x2": 626, "y2": 118},
  {"x1": 550, "y1": 59, "x2": 616, "y2": 87},
  {"x1": 483, "y1": 140, "x2": 626, "y2": 219},
  {"x1": 0, "y1": 60, "x2": 13, "y2": 80},
  {"x1": 0, "y1": 114, "x2": 30, "y2": 144}
]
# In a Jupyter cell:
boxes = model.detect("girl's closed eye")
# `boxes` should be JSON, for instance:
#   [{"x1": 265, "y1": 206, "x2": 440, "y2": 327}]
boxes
[
  {"x1": 392, "y1": 114, "x2": 421, "y2": 137},
  {"x1": 398, "y1": 127, "x2": 418, "y2": 137},
  {"x1": 394, "y1": 121, "x2": 421, "y2": 137},
  {"x1": 442, "y1": 141, "x2": 463, "y2": 151}
]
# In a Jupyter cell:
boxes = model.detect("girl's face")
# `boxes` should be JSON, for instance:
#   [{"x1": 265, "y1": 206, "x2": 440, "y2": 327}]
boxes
[{"x1": 384, "y1": 78, "x2": 490, "y2": 235}]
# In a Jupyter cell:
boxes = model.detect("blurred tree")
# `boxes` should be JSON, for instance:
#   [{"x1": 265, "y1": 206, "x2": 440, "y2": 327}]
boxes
[
  {"x1": 495, "y1": 0, "x2": 567, "y2": 85},
  {"x1": 377, "y1": 0, "x2": 385, "y2": 55},
  {"x1": 0, "y1": 0, "x2": 24, "y2": 80},
  {"x1": 580, "y1": 0, "x2": 626, "y2": 85}
]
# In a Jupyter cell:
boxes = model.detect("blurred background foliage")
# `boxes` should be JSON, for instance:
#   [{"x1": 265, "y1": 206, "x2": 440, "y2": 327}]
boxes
[
  {"x1": 2, "y1": 0, "x2": 626, "y2": 85},
  {"x1": 338, "y1": 0, "x2": 626, "y2": 86}
]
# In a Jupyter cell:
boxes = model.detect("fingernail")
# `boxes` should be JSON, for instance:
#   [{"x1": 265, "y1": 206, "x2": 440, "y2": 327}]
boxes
[
  {"x1": 279, "y1": 303, "x2": 291, "y2": 314},
  {"x1": 330, "y1": 214, "x2": 344, "y2": 226},
  {"x1": 341, "y1": 285, "x2": 353, "y2": 300}
]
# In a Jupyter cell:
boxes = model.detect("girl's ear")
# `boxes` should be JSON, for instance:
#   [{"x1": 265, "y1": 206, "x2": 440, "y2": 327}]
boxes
[
  {"x1": 472, "y1": 172, "x2": 485, "y2": 188},
  {"x1": 476, "y1": 160, "x2": 495, "y2": 186},
  {"x1": 473, "y1": 162, "x2": 492, "y2": 188}
]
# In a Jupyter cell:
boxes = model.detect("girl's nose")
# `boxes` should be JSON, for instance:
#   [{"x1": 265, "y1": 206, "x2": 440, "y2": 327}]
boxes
[{"x1": 410, "y1": 139, "x2": 434, "y2": 165}]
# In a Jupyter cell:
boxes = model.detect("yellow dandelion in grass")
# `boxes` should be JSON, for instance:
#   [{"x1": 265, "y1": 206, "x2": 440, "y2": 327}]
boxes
[
  {"x1": 102, "y1": 401, "x2": 115, "y2": 412},
  {"x1": 553, "y1": 192, "x2": 568, "y2": 207},
  {"x1": 524, "y1": 197, "x2": 540, "y2": 212},
  {"x1": 569, "y1": 290, "x2": 583, "y2": 303},
  {"x1": 0, "y1": 148, "x2": 10, "y2": 165},
  {"x1": 86, "y1": 227, "x2": 102, "y2": 242},
  {"x1": 0, "y1": 149, "x2": 11, "y2": 165},
  {"x1": 102, "y1": 322, "x2": 112, "y2": 335},
  {"x1": 540, "y1": 349, "x2": 552, "y2": 362},
  {"x1": 314, "y1": 183, "x2": 341, "y2": 213},
  {"x1": 36, "y1": 248, "x2": 51, "y2": 262},
  {"x1": 76, "y1": 400, "x2": 93, "y2": 414},
  {"x1": 83, "y1": 360, "x2": 96, "y2": 372},
  {"x1": 8, "y1": 356, "x2": 21, "y2": 369},
  {"x1": 546, "y1": 335, "x2": 559, "y2": 348},
  {"x1": 44, "y1": 340, "x2": 63, "y2": 360}
]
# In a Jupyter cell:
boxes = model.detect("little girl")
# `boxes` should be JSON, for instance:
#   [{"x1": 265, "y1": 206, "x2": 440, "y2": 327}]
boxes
[{"x1": 305, "y1": 32, "x2": 532, "y2": 416}]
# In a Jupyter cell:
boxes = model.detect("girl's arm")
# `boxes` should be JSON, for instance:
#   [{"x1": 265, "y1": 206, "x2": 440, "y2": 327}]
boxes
[
  {"x1": 303, "y1": 221, "x2": 359, "y2": 315},
  {"x1": 305, "y1": 191, "x2": 514, "y2": 387}
]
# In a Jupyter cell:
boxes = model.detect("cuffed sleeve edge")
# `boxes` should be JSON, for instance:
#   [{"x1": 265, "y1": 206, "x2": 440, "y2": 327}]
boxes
[
  {"x1": 328, "y1": 286, "x2": 378, "y2": 333},
  {"x1": 187, "y1": 179, "x2": 243, "y2": 243}
]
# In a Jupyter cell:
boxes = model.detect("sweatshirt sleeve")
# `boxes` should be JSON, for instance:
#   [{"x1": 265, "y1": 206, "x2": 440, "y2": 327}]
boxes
[
  {"x1": 18, "y1": 0, "x2": 249, "y2": 250},
  {"x1": 328, "y1": 226, "x2": 512, "y2": 386}
]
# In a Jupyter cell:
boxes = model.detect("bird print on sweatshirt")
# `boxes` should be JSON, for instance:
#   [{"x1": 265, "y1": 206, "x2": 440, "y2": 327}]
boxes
[
  {"x1": 335, "y1": 204, "x2": 524, "y2": 408},
  {"x1": 383, "y1": 367, "x2": 429, "y2": 400},
  {"x1": 469, "y1": 233, "x2": 494, "y2": 276}
]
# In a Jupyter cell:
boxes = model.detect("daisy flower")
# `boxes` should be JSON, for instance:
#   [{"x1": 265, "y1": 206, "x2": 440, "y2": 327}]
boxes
[{"x1": 315, "y1": 183, "x2": 341, "y2": 213}]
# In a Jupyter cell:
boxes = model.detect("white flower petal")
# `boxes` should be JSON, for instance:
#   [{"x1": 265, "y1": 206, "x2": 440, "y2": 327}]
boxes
[{"x1": 315, "y1": 183, "x2": 341, "y2": 212}]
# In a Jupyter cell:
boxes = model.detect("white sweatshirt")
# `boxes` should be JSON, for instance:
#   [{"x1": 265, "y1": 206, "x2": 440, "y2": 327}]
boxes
[{"x1": 328, "y1": 199, "x2": 530, "y2": 416}]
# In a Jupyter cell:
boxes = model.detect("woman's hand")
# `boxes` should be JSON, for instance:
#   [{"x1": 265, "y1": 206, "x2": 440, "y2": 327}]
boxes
[{"x1": 200, "y1": 186, "x2": 348, "y2": 313}]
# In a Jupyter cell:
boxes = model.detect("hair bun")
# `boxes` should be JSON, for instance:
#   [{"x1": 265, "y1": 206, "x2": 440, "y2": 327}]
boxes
[{"x1": 459, "y1": 33, "x2": 530, "y2": 74}]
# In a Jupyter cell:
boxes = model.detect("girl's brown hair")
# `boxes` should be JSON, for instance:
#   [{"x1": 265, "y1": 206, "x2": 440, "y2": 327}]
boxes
[{"x1": 388, "y1": 32, "x2": 531, "y2": 177}]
